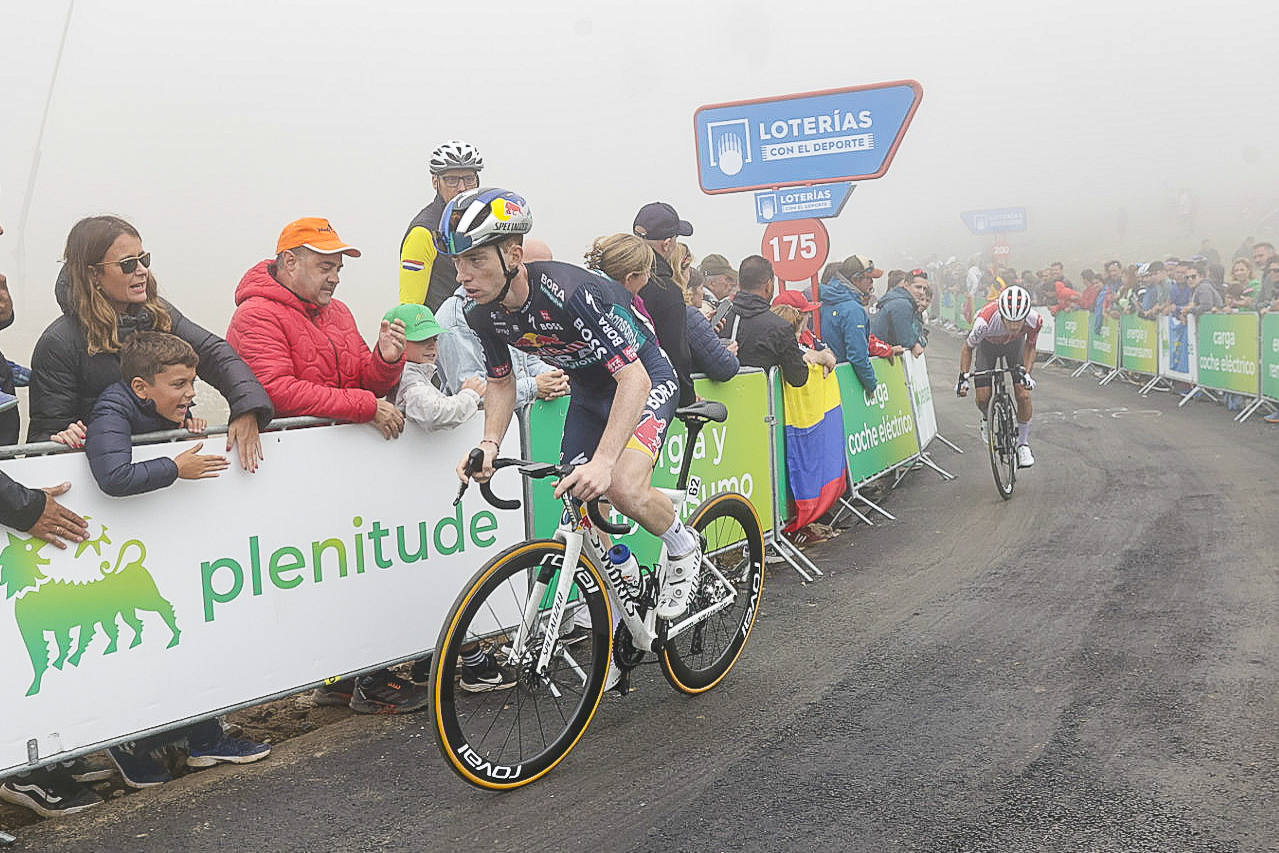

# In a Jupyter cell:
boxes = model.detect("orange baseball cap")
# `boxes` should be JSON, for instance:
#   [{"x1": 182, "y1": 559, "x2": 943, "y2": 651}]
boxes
[{"x1": 275, "y1": 217, "x2": 362, "y2": 257}]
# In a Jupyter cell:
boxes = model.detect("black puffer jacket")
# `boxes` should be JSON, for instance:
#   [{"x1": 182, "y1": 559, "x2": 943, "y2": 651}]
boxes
[
  {"x1": 717, "y1": 290, "x2": 809, "y2": 387},
  {"x1": 27, "y1": 268, "x2": 273, "y2": 442},
  {"x1": 638, "y1": 253, "x2": 696, "y2": 406},
  {"x1": 0, "y1": 470, "x2": 44, "y2": 530}
]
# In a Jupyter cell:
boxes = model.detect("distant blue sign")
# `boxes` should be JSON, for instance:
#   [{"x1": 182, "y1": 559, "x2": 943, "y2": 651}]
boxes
[
  {"x1": 754, "y1": 183, "x2": 854, "y2": 224},
  {"x1": 694, "y1": 80, "x2": 923, "y2": 195},
  {"x1": 960, "y1": 207, "x2": 1028, "y2": 234}
]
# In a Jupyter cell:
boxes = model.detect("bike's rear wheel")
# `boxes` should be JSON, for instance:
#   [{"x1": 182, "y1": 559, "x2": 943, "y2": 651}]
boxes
[
  {"x1": 987, "y1": 391, "x2": 1016, "y2": 500},
  {"x1": 659, "y1": 493, "x2": 765, "y2": 694},
  {"x1": 431, "y1": 540, "x2": 611, "y2": 790}
]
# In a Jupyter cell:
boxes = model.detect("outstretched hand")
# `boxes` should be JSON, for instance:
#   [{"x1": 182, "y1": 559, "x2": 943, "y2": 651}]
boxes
[
  {"x1": 29, "y1": 482, "x2": 88, "y2": 549},
  {"x1": 378, "y1": 318, "x2": 407, "y2": 363}
]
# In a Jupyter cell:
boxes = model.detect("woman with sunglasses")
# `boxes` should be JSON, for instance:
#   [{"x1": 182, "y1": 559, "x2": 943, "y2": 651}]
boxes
[{"x1": 27, "y1": 216, "x2": 272, "y2": 471}]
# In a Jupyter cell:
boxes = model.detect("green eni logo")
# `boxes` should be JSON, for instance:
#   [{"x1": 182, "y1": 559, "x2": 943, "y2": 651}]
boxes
[
  {"x1": 200, "y1": 506, "x2": 499, "y2": 622},
  {"x1": 0, "y1": 523, "x2": 180, "y2": 696}
]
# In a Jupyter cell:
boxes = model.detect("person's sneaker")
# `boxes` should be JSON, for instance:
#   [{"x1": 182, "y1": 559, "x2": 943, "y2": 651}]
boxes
[
  {"x1": 312, "y1": 677, "x2": 355, "y2": 707},
  {"x1": 108, "y1": 745, "x2": 172, "y2": 788},
  {"x1": 1264, "y1": 410, "x2": 1279, "y2": 424},
  {"x1": 559, "y1": 624, "x2": 593, "y2": 646},
  {"x1": 1016, "y1": 444, "x2": 1035, "y2": 468},
  {"x1": 186, "y1": 736, "x2": 271, "y2": 768},
  {"x1": 0, "y1": 775, "x2": 103, "y2": 818},
  {"x1": 657, "y1": 548, "x2": 702, "y2": 621},
  {"x1": 408, "y1": 654, "x2": 434, "y2": 685},
  {"x1": 460, "y1": 652, "x2": 517, "y2": 692},
  {"x1": 65, "y1": 754, "x2": 115, "y2": 783},
  {"x1": 349, "y1": 670, "x2": 429, "y2": 714},
  {"x1": 979, "y1": 419, "x2": 989, "y2": 444}
]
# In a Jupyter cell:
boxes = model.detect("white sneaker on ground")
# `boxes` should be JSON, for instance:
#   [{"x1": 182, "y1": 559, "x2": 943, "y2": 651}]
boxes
[
  {"x1": 1016, "y1": 444, "x2": 1035, "y2": 468},
  {"x1": 979, "y1": 419, "x2": 989, "y2": 444},
  {"x1": 657, "y1": 548, "x2": 702, "y2": 621}
]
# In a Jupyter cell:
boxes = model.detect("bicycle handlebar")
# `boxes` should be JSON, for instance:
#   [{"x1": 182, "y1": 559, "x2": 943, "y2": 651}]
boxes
[{"x1": 457, "y1": 450, "x2": 632, "y2": 535}]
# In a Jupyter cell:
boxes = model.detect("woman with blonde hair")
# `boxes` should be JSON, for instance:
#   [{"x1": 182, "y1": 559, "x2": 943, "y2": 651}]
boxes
[{"x1": 28, "y1": 215, "x2": 272, "y2": 470}]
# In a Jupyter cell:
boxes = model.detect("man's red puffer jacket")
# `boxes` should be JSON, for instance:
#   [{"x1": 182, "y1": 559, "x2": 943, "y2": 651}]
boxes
[{"x1": 227, "y1": 260, "x2": 403, "y2": 422}]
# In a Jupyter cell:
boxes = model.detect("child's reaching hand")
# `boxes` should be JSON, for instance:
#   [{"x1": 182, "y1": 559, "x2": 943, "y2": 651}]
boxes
[
  {"x1": 185, "y1": 416, "x2": 207, "y2": 434},
  {"x1": 174, "y1": 441, "x2": 229, "y2": 481}
]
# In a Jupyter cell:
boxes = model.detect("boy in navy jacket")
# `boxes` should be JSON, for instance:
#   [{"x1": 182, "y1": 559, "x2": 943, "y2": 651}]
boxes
[{"x1": 86, "y1": 332, "x2": 226, "y2": 496}]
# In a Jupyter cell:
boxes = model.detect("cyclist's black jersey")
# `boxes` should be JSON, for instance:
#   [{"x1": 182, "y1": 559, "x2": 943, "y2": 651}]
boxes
[{"x1": 464, "y1": 261, "x2": 665, "y2": 391}]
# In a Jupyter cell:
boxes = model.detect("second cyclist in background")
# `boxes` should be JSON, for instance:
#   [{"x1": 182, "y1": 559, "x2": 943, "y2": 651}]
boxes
[{"x1": 956, "y1": 285, "x2": 1042, "y2": 468}]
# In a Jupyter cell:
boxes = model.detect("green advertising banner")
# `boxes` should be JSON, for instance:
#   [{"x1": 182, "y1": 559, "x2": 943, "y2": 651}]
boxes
[
  {"x1": 1195, "y1": 313, "x2": 1260, "y2": 395},
  {"x1": 1262, "y1": 313, "x2": 1279, "y2": 400},
  {"x1": 941, "y1": 294, "x2": 959, "y2": 326},
  {"x1": 835, "y1": 359, "x2": 919, "y2": 485},
  {"x1": 1119, "y1": 314, "x2": 1158, "y2": 375},
  {"x1": 1087, "y1": 312, "x2": 1119, "y2": 369},
  {"x1": 954, "y1": 297, "x2": 972, "y2": 331},
  {"x1": 1054, "y1": 310, "x2": 1089, "y2": 362},
  {"x1": 525, "y1": 371, "x2": 775, "y2": 567}
]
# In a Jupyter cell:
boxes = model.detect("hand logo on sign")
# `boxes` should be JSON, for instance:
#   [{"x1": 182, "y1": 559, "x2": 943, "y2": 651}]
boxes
[{"x1": 717, "y1": 133, "x2": 745, "y2": 176}]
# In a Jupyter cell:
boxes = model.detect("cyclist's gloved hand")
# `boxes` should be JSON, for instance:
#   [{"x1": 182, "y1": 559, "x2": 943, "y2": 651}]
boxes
[
  {"x1": 1021, "y1": 372, "x2": 1036, "y2": 391},
  {"x1": 955, "y1": 371, "x2": 970, "y2": 397}
]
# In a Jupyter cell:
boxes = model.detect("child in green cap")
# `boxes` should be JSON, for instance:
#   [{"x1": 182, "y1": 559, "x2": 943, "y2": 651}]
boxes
[{"x1": 384, "y1": 303, "x2": 486, "y2": 430}]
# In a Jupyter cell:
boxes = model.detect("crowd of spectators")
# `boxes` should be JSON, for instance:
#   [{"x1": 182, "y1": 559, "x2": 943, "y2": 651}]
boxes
[{"x1": 0, "y1": 137, "x2": 938, "y2": 822}]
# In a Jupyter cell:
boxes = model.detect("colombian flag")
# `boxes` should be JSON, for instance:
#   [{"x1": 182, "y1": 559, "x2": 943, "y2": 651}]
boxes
[{"x1": 781, "y1": 364, "x2": 847, "y2": 533}]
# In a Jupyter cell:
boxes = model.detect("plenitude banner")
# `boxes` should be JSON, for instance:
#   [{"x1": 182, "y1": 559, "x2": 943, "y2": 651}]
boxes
[
  {"x1": 835, "y1": 359, "x2": 919, "y2": 484},
  {"x1": 524, "y1": 370, "x2": 775, "y2": 566},
  {"x1": 1053, "y1": 310, "x2": 1089, "y2": 362},
  {"x1": 1262, "y1": 313, "x2": 1279, "y2": 400},
  {"x1": 1120, "y1": 314, "x2": 1158, "y2": 375},
  {"x1": 1195, "y1": 312, "x2": 1260, "y2": 395},
  {"x1": 1033, "y1": 307, "x2": 1056, "y2": 355},
  {"x1": 0, "y1": 419, "x2": 524, "y2": 775},
  {"x1": 903, "y1": 350, "x2": 938, "y2": 448},
  {"x1": 1158, "y1": 314, "x2": 1198, "y2": 384},
  {"x1": 1087, "y1": 312, "x2": 1120, "y2": 369}
]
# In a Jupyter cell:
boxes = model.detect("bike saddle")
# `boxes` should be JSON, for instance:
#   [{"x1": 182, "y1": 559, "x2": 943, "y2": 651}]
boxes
[{"x1": 675, "y1": 400, "x2": 728, "y2": 425}]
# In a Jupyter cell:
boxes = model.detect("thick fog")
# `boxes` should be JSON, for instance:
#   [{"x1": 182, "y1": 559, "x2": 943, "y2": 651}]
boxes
[{"x1": 3, "y1": 0, "x2": 1277, "y2": 367}]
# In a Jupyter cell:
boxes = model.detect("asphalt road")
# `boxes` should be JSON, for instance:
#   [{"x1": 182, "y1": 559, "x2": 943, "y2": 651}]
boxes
[{"x1": 9, "y1": 331, "x2": 1277, "y2": 852}]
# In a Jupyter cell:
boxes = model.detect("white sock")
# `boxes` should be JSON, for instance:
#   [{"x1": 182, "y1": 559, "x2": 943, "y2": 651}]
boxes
[
  {"x1": 658, "y1": 517, "x2": 698, "y2": 557},
  {"x1": 1017, "y1": 420, "x2": 1031, "y2": 445}
]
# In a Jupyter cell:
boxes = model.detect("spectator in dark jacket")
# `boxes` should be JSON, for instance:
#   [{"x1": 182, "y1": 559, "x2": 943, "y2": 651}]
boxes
[
  {"x1": 872, "y1": 277, "x2": 926, "y2": 354},
  {"x1": 85, "y1": 332, "x2": 227, "y2": 497},
  {"x1": 632, "y1": 202, "x2": 696, "y2": 406},
  {"x1": 681, "y1": 269, "x2": 740, "y2": 382},
  {"x1": 28, "y1": 216, "x2": 272, "y2": 472},
  {"x1": 719, "y1": 256, "x2": 834, "y2": 387}
]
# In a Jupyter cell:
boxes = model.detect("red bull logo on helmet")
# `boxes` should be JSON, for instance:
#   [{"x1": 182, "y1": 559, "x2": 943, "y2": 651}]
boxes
[{"x1": 491, "y1": 198, "x2": 524, "y2": 222}]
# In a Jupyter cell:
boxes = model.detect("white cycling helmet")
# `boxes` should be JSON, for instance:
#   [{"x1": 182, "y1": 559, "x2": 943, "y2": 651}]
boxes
[
  {"x1": 429, "y1": 139, "x2": 484, "y2": 176},
  {"x1": 998, "y1": 285, "x2": 1031, "y2": 322}
]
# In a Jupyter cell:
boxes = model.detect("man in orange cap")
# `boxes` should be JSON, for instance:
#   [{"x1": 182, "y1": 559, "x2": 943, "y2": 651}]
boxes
[{"x1": 227, "y1": 218, "x2": 407, "y2": 438}]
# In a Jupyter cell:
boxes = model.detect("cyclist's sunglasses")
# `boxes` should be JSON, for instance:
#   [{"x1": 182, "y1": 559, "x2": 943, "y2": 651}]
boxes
[
  {"x1": 433, "y1": 231, "x2": 472, "y2": 257},
  {"x1": 93, "y1": 252, "x2": 151, "y2": 274}
]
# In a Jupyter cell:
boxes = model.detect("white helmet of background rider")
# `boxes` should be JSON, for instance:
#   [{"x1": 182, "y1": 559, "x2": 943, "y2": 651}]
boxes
[
  {"x1": 998, "y1": 285, "x2": 1031, "y2": 323},
  {"x1": 429, "y1": 139, "x2": 484, "y2": 176}
]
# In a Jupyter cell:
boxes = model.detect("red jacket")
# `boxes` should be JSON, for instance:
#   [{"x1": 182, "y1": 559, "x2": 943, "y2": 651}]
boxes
[
  {"x1": 227, "y1": 260, "x2": 403, "y2": 422},
  {"x1": 1052, "y1": 280, "x2": 1081, "y2": 314}
]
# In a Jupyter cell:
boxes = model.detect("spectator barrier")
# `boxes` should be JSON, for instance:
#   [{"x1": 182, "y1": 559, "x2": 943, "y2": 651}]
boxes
[
  {"x1": 1120, "y1": 314, "x2": 1159, "y2": 377},
  {"x1": 1052, "y1": 309, "x2": 1090, "y2": 368},
  {"x1": 1252, "y1": 313, "x2": 1279, "y2": 420},
  {"x1": 1087, "y1": 313, "x2": 1121, "y2": 383},
  {"x1": 0, "y1": 417, "x2": 524, "y2": 778},
  {"x1": 1035, "y1": 308, "x2": 1056, "y2": 359},
  {"x1": 0, "y1": 357, "x2": 948, "y2": 776}
]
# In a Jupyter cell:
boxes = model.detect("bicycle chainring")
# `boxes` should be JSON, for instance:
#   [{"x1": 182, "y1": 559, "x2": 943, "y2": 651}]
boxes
[{"x1": 612, "y1": 622, "x2": 646, "y2": 670}]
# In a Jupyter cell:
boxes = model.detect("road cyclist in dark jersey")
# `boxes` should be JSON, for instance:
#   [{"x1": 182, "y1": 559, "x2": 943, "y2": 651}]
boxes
[
  {"x1": 440, "y1": 187, "x2": 704, "y2": 624},
  {"x1": 956, "y1": 285, "x2": 1042, "y2": 468}
]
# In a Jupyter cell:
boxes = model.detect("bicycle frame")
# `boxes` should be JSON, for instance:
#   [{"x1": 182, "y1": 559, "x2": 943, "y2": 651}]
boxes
[{"x1": 505, "y1": 424, "x2": 741, "y2": 679}]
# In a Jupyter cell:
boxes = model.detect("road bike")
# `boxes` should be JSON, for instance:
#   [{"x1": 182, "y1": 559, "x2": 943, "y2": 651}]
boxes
[
  {"x1": 970, "y1": 363, "x2": 1022, "y2": 499},
  {"x1": 429, "y1": 399, "x2": 765, "y2": 790}
]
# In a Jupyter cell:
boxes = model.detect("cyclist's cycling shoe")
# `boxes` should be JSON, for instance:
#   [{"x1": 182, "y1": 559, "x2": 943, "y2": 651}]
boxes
[
  {"x1": 1016, "y1": 444, "x2": 1035, "y2": 468},
  {"x1": 657, "y1": 548, "x2": 702, "y2": 621}
]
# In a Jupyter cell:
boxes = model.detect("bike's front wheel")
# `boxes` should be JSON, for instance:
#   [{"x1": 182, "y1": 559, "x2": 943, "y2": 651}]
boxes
[
  {"x1": 431, "y1": 540, "x2": 612, "y2": 790},
  {"x1": 987, "y1": 390, "x2": 1016, "y2": 500},
  {"x1": 659, "y1": 493, "x2": 765, "y2": 694}
]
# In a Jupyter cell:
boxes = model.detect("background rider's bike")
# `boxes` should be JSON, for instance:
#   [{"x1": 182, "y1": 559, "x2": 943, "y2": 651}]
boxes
[
  {"x1": 429, "y1": 400, "x2": 765, "y2": 790},
  {"x1": 969, "y1": 364, "x2": 1022, "y2": 500}
]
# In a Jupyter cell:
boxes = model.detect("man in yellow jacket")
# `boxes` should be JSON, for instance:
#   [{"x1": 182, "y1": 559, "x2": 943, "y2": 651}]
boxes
[{"x1": 399, "y1": 140, "x2": 484, "y2": 311}]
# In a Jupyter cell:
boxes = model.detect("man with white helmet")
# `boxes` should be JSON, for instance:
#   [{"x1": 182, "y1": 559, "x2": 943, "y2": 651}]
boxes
[
  {"x1": 400, "y1": 139, "x2": 485, "y2": 311},
  {"x1": 440, "y1": 187, "x2": 703, "y2": 623},
  {"x1": 956, "y1": 285, "x2": 1042, "y2": 468}
]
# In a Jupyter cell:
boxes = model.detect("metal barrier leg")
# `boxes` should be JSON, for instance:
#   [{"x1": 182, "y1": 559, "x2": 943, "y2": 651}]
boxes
[
  {"x1": 834, "y1": 495, "x2": 875, "y2": 527},
  {"x1": 1070, "y1": 361, "x2": 1092, "y2": 378},
  {"x1": 1097, "y1": 368, "x2": 1121, "y2": 386},
  {"x1": 1237, "y1": 397, "x2": 1272, "y2": 423},
  {"x1": 918, "y1": 452, "x2": 956, "y2": 480},
  {"x1": 933, "y1": 432, "x2": 964, "y2": 454},
  {"x1": 767, "y1": 532, "x2": 820, "y2": 581},
  {"x1": 1138, "y1": 375, "x2": 1169, "y2": 396},
  {"x1": 850, "y1": 490, "x2": 896, "y2": 521}
]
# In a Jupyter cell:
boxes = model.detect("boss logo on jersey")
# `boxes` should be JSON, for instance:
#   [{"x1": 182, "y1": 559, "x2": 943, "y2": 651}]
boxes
[{"x1": 571, "y1": 318, "x2": 612, "y2": 362}]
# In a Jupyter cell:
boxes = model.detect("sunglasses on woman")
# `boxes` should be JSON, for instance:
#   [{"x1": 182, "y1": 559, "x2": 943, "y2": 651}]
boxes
[{"x1": 93, "y1": 252, "x2": 151, "y2": 274}]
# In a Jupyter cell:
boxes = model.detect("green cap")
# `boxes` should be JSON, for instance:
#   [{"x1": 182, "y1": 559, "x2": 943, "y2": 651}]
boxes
[{"x1": 383, "y1": 303, "x2": 445, "y2": 341}]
